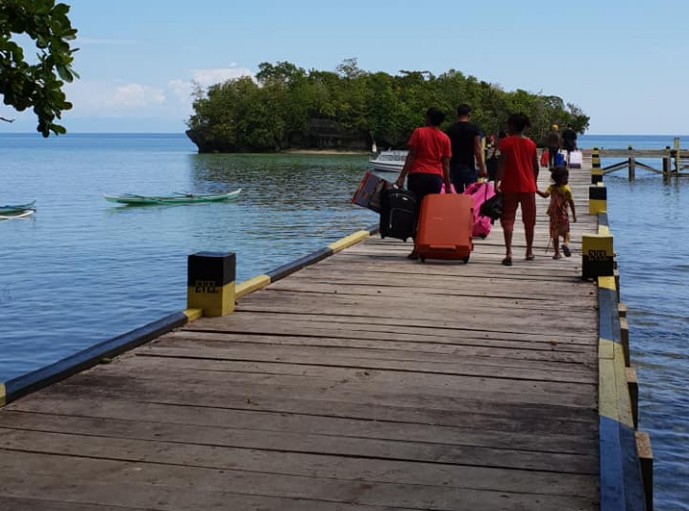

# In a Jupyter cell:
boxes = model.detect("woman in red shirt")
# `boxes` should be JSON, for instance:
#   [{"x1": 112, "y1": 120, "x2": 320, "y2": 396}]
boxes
[
  {"x1": 495, "y1": 113, "x2": 540, "y2": 266},
  {"x1": 395, "y1": 107, "x2": 453, "y2": 259}
]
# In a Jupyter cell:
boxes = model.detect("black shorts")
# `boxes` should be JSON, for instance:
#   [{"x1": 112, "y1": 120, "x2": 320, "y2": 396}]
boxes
[{"x1": 407, "y1": 173, "x2": 443, "y2": 214}]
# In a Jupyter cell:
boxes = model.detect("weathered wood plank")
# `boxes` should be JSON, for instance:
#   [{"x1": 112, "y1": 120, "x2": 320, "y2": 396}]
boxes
[
  {"x1": 141, "y1": 336, "x2": 596, "y2": 379},
  {"x1": 188, "y1": 311, "x2": 596, "y2": 344},
  {"x1": 0, "y1": 497, "x2": 137, "y2": 511},
  {"x1": 162, "y1": 330, "x2": 597, "y2": 362},
  {"x1": 0, "y1": 418, "x2": 597, "y2": 474},
  {"x1": 0, "y1": 450, "x2": 597, "y2": 510},
  {"x1": 3, "y1": 399, "x2": 596, "y2": 454},
  {"x1": 10, "y1": 378, "x2": 597, "y2": 436}
]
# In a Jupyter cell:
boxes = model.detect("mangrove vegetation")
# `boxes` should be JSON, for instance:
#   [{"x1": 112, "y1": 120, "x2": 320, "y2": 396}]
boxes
[{"x1": 186, "y1": 59, "x2": 589, "y2": 153}]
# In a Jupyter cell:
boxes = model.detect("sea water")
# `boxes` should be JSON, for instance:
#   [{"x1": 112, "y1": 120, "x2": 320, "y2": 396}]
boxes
[{"x1": 0, "y1": 133, "x2": 687, "y2": 509}]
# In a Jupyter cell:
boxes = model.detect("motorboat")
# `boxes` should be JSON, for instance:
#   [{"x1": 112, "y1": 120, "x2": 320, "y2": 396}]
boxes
[{"x1": 369, "y1": 150, "x2": 407, "y2": 173}]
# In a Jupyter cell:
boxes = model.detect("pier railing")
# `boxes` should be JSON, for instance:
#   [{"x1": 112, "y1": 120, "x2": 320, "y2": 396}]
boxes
[{"x1": 585, "y1": 146, "x2": 689, "y2": 181}]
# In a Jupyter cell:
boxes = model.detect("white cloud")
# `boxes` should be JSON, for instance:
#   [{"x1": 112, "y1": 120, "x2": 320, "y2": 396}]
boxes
[
  {"x1": 110, "y1": 84, "x2": 165, "y2": 109},
  {"x1": 167, "y1": 65, "x2": 255, "y2": 104},
  {"x1": 64, "y1": 81, "x2": 168, "y2": 119},
  {"x1": 191, "y1": 65, "x2": 254, "y2": 88},
  {"x1": 61, "y1": 64, "x2": 254, "y2": 124}
]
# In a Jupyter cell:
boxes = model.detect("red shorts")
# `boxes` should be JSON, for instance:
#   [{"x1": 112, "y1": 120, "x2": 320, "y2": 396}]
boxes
[{"x1": 500, "y1": 192, "x2": 536, "y2": 232}]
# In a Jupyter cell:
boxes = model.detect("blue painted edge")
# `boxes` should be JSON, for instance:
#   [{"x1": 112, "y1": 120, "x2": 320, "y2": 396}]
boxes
[
  {"x1": 600, "y1": 416, "x2": 626, "y2": 510},
  {"x1": 597, "y1": 225, "x2": 647, "y2": 510},
  {"x1": 2, "y1": 311, "x2": 187, "y2": 406},
  {"x1": 621, "y1": 422, "x2": 648, "y2": 510},
  {"x1": 599, "y1": 286, "x2": 619, "y2": 344},
  {"x1": 266, "y1": 247, "x2": 333, "y2": 282},
  {"x1": 599, "y1": 212, "x2": 610, "y2": 228}
]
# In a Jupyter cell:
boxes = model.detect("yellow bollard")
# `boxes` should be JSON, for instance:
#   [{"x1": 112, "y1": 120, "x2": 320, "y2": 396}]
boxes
[
  {"x1": 591, "y1": 147, "x2": 603, "y2": 184},
  {"x1": 582, "y1": 233, "x2": 614, "y2": 279},
  {"x1": 187, "y1": 252, "x2": 236, "y2": 317},
  {"x1": 589, "y1": 182, "x2": 607, "y2": 214}
]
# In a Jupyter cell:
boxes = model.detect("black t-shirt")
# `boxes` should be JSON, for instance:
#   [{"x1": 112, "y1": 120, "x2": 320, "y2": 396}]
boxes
[
  {"x1": 562, "y1": 128, "x2": 577, "y2": 150},
  {"x1": 445, "y1": 121, "x2": 480, "y2": 167}
]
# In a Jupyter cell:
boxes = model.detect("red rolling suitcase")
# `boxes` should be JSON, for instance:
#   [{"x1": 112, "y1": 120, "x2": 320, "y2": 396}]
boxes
[{"x1": 416, "y1": 194, "x2": 474, "y2": 263}]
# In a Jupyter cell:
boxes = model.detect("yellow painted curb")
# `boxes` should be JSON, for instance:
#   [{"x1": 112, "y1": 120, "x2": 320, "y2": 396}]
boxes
[
  {"x1": 0, "y1": 383, "x2": 5, "y2": 407},
  {"x1": 328, "y1": 230, "x2": 370, "y2": 253},
  {"x1": 599, "y1": 339, "x2": 635, "y2": 429},
  {"x1": 599, "y1": 276, "x2": 616, "y2": 291},
  {"x1": 599, "y1": 337, "x2": 615, "y2": 360},
  {"x1": 598, "y1": 225, "x2": 610, "y2": 235},
  {"x1": 236, "y1": 275, "x2": 271, "y2": 299},
  {"x1": 183, "y1": 308, "x2": 203, "y2": 322}
]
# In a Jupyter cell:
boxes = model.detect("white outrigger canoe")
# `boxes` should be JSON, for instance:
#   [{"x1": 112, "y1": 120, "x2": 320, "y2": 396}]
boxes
[
  {"x1": 104, "y1": 189, "x2": 241, "y2": 206},
  {"x1": 0, "y1": 201, "x2": 36, "y2": 220}
]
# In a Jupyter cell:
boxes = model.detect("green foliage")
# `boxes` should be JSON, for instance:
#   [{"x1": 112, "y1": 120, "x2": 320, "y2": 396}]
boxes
[
  {"x1": 0, "y1": 0, "x2": 78, "y2": 137},
  {"x1": 187, "y1": 59, "x2": 589, "y2": 153}
]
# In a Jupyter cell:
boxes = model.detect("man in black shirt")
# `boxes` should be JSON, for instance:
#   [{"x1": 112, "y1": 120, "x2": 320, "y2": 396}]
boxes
[
  {"x1": 445, "y1": 104, "x2": 487, "y2": 192},
  {"x1": 562, "y1": 124, "x2": 577, "y2": 154}
]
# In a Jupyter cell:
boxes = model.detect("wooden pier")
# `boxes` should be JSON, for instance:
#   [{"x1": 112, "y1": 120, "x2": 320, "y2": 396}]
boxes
[
  {"x1": 0, "y1": 160, "x2": 646, "y2": 510},
  {"x1": 582, "y1": 147, "x2": 689, "y2": 179}
]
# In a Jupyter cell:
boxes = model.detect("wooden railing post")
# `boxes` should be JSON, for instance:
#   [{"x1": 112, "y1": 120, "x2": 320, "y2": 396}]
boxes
[{"x1": 628, "y1": 156, "x2": 636, "y2": 181}]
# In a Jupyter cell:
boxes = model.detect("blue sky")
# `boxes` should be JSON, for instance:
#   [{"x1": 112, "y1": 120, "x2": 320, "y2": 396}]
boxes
[{"x1": 4, "y1": 0, "x2": 689, "y2": 134}]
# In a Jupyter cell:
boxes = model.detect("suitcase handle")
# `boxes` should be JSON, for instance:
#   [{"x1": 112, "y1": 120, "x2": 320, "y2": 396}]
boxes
[{"x1": 428, "y1": 245, "x2": 456, "y2": 251}]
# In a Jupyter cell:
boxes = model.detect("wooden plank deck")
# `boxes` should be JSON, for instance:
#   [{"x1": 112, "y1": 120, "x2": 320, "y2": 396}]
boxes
[{"x1": 0, "y1": 162, "x2": 601, "y2": 510}]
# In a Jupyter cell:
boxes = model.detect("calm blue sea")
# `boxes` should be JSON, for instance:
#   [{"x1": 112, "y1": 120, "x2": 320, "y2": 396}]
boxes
[{"x1": 0, "y1": 133, "x2": 687, "y2": 509}]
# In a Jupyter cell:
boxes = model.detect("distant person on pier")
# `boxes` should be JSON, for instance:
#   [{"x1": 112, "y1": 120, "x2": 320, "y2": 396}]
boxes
[
  {"x1": 485, "y1": 130, "x2": 506, "y2": 182},
  {"x1": 538, "y1": 167, "x2": 577, "y2": 259},
  {"x1": 445, "y1": 104, "x2": 487, "y2": 192},
  {"x1": 562, "y1": 124, "x2": 578, "y2": 154},
  {"x1": 496, "y1": 113, "x2": 539, "y2": 266},
  {"x1": 545, "y1": 124, "x2": 562, "y2": 168},
  {"x1": 395, "y1": 107, "x2": 452, "y2": 259}
]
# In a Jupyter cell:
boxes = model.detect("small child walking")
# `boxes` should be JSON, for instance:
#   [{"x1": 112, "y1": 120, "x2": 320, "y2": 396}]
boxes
[{"x1": 538, "y1": 167, "x2": 576, "y2": 259}]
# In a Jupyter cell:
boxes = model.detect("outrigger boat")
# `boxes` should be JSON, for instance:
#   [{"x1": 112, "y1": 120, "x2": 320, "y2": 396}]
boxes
[
  {"x1": 0, "y1": 201, "x2": 36, "y2": 220},
  {"x1": 104, "y1": 189, "x2": 242, "y2": 206}
]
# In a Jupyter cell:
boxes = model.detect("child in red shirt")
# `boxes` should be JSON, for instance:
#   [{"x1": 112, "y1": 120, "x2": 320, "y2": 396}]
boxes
[{"x1": 496, "y1": 113, "x2": 539, "y2": 266}]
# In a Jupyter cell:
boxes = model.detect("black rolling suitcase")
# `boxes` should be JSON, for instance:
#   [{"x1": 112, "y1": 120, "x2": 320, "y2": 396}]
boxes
[{"x1": 380, "y1": 187, "x2": 416, "y2": 242}]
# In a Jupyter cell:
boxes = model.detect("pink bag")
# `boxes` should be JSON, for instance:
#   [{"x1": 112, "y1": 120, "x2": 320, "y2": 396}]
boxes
[
  {"x1": 440, "y1": 183, "x2": 457, "y2": 194},
  {"x1": 464, "y1": 182, "x2": 495, "y2": 238}
]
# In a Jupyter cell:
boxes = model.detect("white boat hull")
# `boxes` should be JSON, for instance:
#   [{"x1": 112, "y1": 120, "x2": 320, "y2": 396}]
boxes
[
  {"x1": 369, "y1": 160, "x2": 404, "y2": 173},
  {"x1": 369, "y1": 150, "x2": 408, "y2": 173}
]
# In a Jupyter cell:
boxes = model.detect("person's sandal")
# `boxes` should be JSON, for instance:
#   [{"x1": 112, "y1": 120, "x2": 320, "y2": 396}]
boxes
[
  {"x1": 407, "y1": 252, "x2": 419, "y2": 260},
  {"x1": 501, "y1": 257, "x2": 512, "y2": 266},
  {"x1": 562, "y1": 245, "x2": 571, "y2": 257}
]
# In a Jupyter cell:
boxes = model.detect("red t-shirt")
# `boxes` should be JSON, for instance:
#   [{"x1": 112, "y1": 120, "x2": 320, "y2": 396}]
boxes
[
  {"x1": 407, "y1": 127, "x2": 452, "y2": 177},
  {"x1": 498, "y1": 136, "x2": 537, "y2": 193}
]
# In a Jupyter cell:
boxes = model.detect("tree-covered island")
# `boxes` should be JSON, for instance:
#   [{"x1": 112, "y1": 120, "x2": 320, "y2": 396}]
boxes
[{"x1": 186, "y1": 59, "x2": 589, "y2": 153}]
